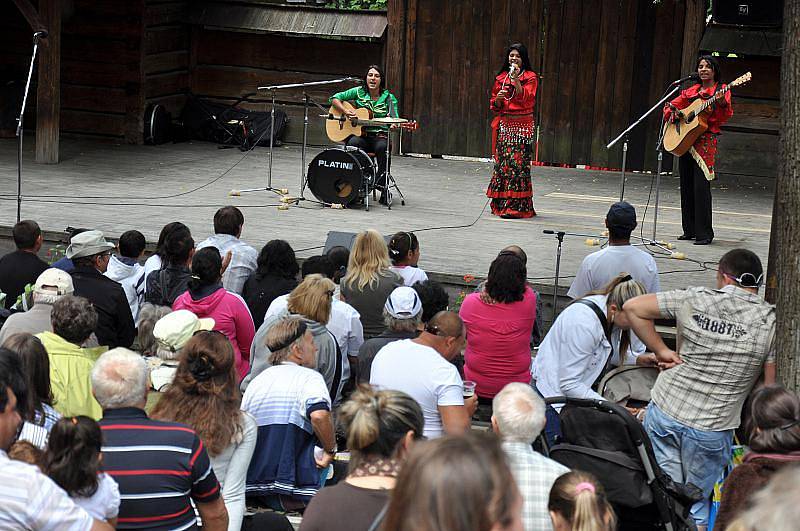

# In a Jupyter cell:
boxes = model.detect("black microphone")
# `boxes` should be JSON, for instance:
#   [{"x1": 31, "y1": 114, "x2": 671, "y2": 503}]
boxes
[
  {"x1": 34, "y1": 30, "x2": 48, "y2": 39},
  {"x1": 671, "y1": 73, "x2": 700, "y2": 85}
]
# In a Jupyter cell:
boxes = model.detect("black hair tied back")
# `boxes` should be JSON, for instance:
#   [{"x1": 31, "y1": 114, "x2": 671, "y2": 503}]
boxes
[{"x1": 188, "y1": 355, "x2": 215, "y2": 382}]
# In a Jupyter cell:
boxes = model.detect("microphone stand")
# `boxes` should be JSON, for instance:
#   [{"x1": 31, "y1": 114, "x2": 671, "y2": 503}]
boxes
[
  {"x1": 543, "y1": 229, "x2": 605, "y2": 318},
  {"x1": 16, "y1": 32, "x2": 44, "y2": 223}
]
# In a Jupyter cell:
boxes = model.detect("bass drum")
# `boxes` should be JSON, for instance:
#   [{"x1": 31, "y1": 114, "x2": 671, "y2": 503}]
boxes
[{"x1": 307, "y1": 147, "x2": 376, "y2": 206}]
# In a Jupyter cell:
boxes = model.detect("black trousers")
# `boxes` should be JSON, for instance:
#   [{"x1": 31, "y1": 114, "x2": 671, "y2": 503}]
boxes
[
  {"x1": 345, "y1": 134, "x2": 388, "y2": 191},
  {"x1": 678, "y1": 152, "x2": 714, "y2": 240}
]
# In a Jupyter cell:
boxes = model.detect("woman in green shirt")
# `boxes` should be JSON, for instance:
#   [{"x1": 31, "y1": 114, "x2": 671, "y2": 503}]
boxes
[{"x1": 330, "y1": 65, "x2": 399, "y2": 205}]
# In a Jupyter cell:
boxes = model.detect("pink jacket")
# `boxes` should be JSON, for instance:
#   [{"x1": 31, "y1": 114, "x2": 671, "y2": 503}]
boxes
[{"x1": 173, "y1": 286, "x2": 255, "y2": 379}]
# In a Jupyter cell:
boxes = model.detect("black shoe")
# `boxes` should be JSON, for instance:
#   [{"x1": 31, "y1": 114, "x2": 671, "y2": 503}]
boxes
[
  {"x1": 694, "y1": 238, "x2": 713, "y2": 245},
  {"x1": 500, "y1": 214, "x2": 516, "y2": 219},
  {"x1": 677, "y1": 234, "x2": 695, "y2": 240},
  {"x1": 379, "y1": 194, "x2": 388, "y2": 205}
]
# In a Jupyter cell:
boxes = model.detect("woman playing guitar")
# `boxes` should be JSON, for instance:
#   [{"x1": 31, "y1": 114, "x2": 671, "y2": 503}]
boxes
[
  {"x1": 329, "y1": 65, "x2": 400, "y2": 205},
  {"x1": 664, "y1": 55, "x2": 733, "y2": 246}
]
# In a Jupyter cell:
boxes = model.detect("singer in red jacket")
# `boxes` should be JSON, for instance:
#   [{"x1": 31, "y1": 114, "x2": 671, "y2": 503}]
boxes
[
  {"x1": 487, "y1": 43, "x2": 538, "y2": 219},
  {"x1": 663, "y1": 55, "x2": 733, "y2": 245}
]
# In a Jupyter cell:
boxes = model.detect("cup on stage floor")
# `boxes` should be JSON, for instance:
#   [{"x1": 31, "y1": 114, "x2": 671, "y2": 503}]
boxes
[{"x1": 462, "y1": 380, "x2": 476, "y2": 399}]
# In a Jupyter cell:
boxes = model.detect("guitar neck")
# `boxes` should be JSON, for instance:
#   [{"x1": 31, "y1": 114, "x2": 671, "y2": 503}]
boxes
[{"x1": 699, "y1": 86, "x2": 729, "y2": 112}]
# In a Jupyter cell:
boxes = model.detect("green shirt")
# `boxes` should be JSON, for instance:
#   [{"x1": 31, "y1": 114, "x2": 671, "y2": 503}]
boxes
[{"x1": 329, "y1": 86, "x2": 400, "y2": 133}]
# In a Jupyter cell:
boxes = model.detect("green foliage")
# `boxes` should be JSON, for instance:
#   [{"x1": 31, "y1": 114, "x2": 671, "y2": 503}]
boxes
[{"x1": 334, "y1": 0, "x2": 387, "y2": 10}]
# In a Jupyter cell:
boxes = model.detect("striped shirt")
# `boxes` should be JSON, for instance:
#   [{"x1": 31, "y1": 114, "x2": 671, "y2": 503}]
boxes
[
  {"x1": 99, "y1": 407, "x2": 221, "y2": 530},
  {"x1": 0, "y1": 450, "x2": 94, "y2": 530}
]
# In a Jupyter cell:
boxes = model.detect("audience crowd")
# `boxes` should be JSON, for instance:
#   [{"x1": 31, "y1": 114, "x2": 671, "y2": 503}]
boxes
[{"x1": 0, "y1": 203, "x2": 796, "y2": 531}]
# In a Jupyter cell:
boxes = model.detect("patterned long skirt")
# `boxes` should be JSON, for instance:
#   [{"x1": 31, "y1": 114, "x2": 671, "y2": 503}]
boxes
[{"x1": 487, "y1": 118, "x2": 535, "y2": 218}]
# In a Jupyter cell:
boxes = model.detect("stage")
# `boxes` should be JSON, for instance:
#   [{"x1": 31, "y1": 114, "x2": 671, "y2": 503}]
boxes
[{"x1": 0, "y1": 137, "x2": 774, "y2": 297}]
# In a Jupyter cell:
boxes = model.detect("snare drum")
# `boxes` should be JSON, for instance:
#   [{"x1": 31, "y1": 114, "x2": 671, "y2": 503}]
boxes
[{"x1": 307, "y1": 147, "x2": 376, "y2": 206}]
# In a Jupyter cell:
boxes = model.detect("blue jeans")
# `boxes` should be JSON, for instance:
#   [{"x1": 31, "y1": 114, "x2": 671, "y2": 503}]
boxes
[{"x1": 644, "y1": 402, "x2": 732, "y2": 527}]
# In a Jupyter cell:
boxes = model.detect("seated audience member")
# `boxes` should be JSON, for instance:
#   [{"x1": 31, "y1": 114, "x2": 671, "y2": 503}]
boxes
[
  {"x1": 242, "y1": 239, "x2": 299, "y2": 329},
  {"x1": 152, "y1": 331, "x2": 257, "y2": 531},
  {"x1": 492, "y1": 383, "x2": 569, "y2": 531},
  {"x1": 713, "y1": 386, "x2": 800, "y2": 531},
  {"x1": 388, "y1": 231, "x2": 428, "y2": 287},
  {"x1": 548, "y1": 471, "x2": 616, "y2": 531},
  {"x1": 0, "y1": 220, "x2": 49, "y2": 310},
  {"x1": 242, "y1": 317, "x2": 337, "y2": 511},
  {"x1": 45, "y1": 416, "x2": 120, "y2": 525},
  {"x1": 460, "y1": 250, "x2": 536, "y2": 400},
  {"x1": 724, "y1": 466, "x2": 800, "y2": 531},
  {"x1": 411, "y1": 279, "x2": 449, "y2": 324},
  {"x1": 69, "y1": 230, "x2": 136, "y2": 348},
  {"x1": 568, "y1": 201, "x2": 659, "y2": 298},
  {"x1": 0, "y1": 268, "x2": 73, "y2": 344},
  {"x1": 197, "y1": 206, "x2": 257, "y2": 295},
  {"x1": 244, "y1": 274, "x2": 347, "y2": 404},
  {"x1": 381, "y1": 432, "x2": 523, "y2": 531},
  {"x1": 326, "y1": 245, "x2": 350, "y2": 288},
  {"x1": 370, "y1": 311, "x2": 476, "y2": 438},
  {"x1": 145, "y1": 224, "x2": 194, "y2": 306},
  {"x1": 301, "y1": 386, "x2": 425, "y2": 531},
  {"x1": 51, "y1": 227, "x2": 89, "y2": 273},
  {"x1": 38, "y1": 296, "x2": 107, "y2": 419},
  {"x1": 142, "y1": 221, "x2": 188, "y2": 283},
  {"x1": 624, "y1": 249, "x2": 776, "y2": 529},
  {"x1": 173, "y1": 247, "x2": 255, "y2": 380},
  {"x1": 0, "y1": 349, "x2": 113, "y2": 531},
  {"x1": 104, "y1": 229, "x2": 146, "y2": 321},
  {"x1": 357, "y1": 286, "x2": 422, "y2": 383},
  {"x1": 92, "y1": 348, "x2": 228, "y2": 530},
  {"x1": 150, "y1": 309, "x2": 214, "y2": 391},
  {"x1": 340, "y1": 230, "x2": 403, "y2": 339},
  {"x1": 135, "y1": 303, "x2": 172, "y2": 358}
]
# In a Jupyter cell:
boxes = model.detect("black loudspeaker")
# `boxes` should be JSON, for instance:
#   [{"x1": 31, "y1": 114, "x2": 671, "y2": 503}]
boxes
[{"x1": 711, "y1": 0, "x2": 783, "y2": 27}]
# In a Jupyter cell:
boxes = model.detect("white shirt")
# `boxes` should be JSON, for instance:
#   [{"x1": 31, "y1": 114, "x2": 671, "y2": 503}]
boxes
[
  {"x1": 211, "y1": 412, "x2": 257, "y2": 531},
  {"x1": 389, "y1": 265, "x2": 428, "y2": 287},
  {"x1": 567, "y1": 245, "x2": 659, "y2": 299},
  {"x1": 265, "y1": 294, "x2": 364, "y2": 359},
  {"x1": 105, "y1": 255, "x2": 146, "y2": 321},
  {"x1": 0, "y1": 450, "x2": 95, "y2": 530},
  {"x1": 73, "y1": 473, "x2": 120, "y2": 521},
  {"x1": 197, "y1": 234, "x2": 258, "y2": 295},
  {"x1": 370, "y1": 339, "x2": 464, "y2": 439}
]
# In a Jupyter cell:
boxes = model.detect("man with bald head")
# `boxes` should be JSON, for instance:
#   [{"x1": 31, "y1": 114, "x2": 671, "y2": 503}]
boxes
[{"x1": 370, "y1": 311, "x2": 477, "y2": 438}]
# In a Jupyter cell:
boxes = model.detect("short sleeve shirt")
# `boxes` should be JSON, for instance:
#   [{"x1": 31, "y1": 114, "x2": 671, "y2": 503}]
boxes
[
  {"x1": 568, "y1": 245, "x2": 659, "y2": 299},
  {"x1": 651, "y1": 285, "x2": 775, "y2": 430}
]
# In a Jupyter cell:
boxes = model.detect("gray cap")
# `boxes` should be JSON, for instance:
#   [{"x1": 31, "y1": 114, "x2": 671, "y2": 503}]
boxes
[{"x1": 65, "y1": 230, "x2": 115, "y2": 259}]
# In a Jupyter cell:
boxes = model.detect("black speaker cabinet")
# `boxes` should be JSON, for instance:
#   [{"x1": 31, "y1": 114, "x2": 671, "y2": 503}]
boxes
[{"x1": 712, "y1": 0, "x2": 783, "y2": 27}]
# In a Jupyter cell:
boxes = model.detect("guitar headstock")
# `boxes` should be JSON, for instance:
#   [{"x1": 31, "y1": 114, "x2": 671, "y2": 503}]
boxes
[{"x1": 729, "y1": 72, "x2": 752, "y2": 88}]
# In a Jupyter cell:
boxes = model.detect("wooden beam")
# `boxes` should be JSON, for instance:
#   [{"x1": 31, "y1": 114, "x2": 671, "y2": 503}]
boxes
[
  {"x1": 10, "y1": 0, "x2": 46, "y2": 32},
  {"x1": 35, "y1": 0, "x2": 60, "y2": 164}
]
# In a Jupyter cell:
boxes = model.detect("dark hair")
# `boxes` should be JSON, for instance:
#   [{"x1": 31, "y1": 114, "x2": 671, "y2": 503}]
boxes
[
  {"x1": 51, "y1": 295, "x2": 98, "y2": 345},
  {"x1": 118, "y1": 230, "x2": 146, "y2": 259},
  {"x1": 697, "y1": 54, "x2": 722, "y2": 83},
  {"x1": 155, "y1": 222, "x2": 188, "y2": 259},
  {"x1": 163, "y1": 226, "x2": 194, "y2": 266},
  {"x1": 748, "y1": 385, "x2": 800, "y2": 454},
  {"x1": 1, "y1": 334, "x2": 53, "y2": 425},
  {"x1": 213, "y1": 206, "x2": 244, "y2": 237},
  {"x1": 8, "y1": 440, "x2": 45, "y2": 470},
  {"x1": 412, "y1": 280, "x2": 449, "y2": 323},
  {"x1": 46, "y1": 416, "x2": 102, "y2": 498},
  {"x1": 188, "y1": 247, "x2": 222, "y2": 290},
  {"x1": 72, "y1": 254, "x2": 103, "y2": 269},
  {"x1": 388, "y1": 231, "x2": 419, "y2": 265},
  {"x1": 302, "y1": 255, "x2": 335, "y2": 279},
  {"x1": 0, "y1": 348, "x2": 27, "y2": 418},
  {"x1": 497, "y1": 43, "x2": 533, "y2": 76},
  {"x1": 485, "y1": 252, "x2": 527, "y2": 303},
  {"x1": 362, "y1": 64, "x2": 385, "y2": 93},
  {"x1": 13, "y1": 220, "x2": 41, "y2": 249},
  {"x1": 719, "y1": 249, "x2": 764, "y2": 288},
  {"x1": 255, "y1": 240, "x2": 299, "y2": 281},
  {"x1": 501, "y1": 245, "x2": 527, "y2": 265},
  {"x1": 609, "y1": 225, "x2": 634, "y2": 241},
  {"x1": 326, "y1": 246, "x2": 350, "y2": 285}
]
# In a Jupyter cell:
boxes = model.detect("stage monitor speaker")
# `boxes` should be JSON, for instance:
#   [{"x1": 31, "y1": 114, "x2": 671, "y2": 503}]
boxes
[
  {"x1": 322, "y1": 231, "x2": 394, "y2": 254},
  {"x1": 711, "y1": 0, "x2": 783, "y2": 27}
]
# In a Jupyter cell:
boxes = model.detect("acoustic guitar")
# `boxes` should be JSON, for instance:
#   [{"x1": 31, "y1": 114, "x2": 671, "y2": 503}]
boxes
[
  {"x1": 662, "y1": 72, "x2": 752, "y2": 156},
  {"x1": 325, "y1": 101, "x2": 418, "y2": 143}
]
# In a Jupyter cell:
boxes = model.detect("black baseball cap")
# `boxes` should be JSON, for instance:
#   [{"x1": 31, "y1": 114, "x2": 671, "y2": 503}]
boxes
[{"x1": 606, "y1": 201, "x2": 637, "y2": 231}]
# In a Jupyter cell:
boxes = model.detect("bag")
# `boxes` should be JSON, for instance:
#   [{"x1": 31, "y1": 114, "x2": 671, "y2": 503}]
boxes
[
  {"x1": 707, "y1": 436, "x2": 746, "y2": 530},
  {"x1": 180, "y1": 94, "x2": 287, "y2": 148},
  {"x1": 573, "y1": 298, "x2": 615, "y2": 389}
]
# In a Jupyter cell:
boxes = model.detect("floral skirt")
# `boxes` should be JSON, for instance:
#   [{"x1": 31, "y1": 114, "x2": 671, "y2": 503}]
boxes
[{"x1": 487, "y1": 117, "x2": 535, "y2": 218}]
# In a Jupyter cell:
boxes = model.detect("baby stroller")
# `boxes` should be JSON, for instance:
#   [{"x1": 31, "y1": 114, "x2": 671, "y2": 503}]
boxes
[{"x1": 542, "y1": 397, "x2": 702, "y2": 531}]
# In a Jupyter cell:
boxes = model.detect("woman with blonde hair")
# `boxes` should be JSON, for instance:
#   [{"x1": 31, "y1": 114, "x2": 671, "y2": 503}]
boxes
[
  {"x1": 341, "y1": 229, "x2": 402, "y2": 339},
  {"x1": 300, "y1": 386, "x2": 424, "y2": 531},
  {"x1": 243, "y1": 274, "x2": 347, "y2": 405},
  {"x1": 548, "y1": 471, "x2": 615, "y2": 531},
  {"x1": 151, "y1": 331, "x2": 257, "y2": 531}
]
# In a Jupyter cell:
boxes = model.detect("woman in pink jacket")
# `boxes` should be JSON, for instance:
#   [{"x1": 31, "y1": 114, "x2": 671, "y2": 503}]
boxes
[{"x1": 173, "y1": 247, "x2": 255, "y2": 380}]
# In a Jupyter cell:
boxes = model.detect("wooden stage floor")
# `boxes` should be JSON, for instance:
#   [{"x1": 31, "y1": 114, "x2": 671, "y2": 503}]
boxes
[{"x1": 0, "y1": 138, "x2": 774, "y2": 294}]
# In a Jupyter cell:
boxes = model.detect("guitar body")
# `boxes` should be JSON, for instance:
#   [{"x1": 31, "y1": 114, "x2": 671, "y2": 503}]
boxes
[
  {"x1": 662, "y1": 98, "x2": 709, "y2": 157},
  {"x1": 326, "y1": 102, "x2": 372, "y2": 143}
]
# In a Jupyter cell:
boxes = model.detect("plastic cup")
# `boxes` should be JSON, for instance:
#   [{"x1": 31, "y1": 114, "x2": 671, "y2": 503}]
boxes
[{"x1": 462, "y1": 380, "x2": 476, "y2": 398}]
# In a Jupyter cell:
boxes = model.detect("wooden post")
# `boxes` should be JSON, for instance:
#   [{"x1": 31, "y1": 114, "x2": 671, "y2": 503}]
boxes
[{"x1": 35, "y1": 0, "x2": 60, "y2": 164}]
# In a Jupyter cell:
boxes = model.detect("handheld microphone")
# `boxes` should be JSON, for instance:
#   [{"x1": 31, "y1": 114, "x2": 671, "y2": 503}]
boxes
[{"x1": 33, "y1": 30, "x2": 48, "y2": 40}]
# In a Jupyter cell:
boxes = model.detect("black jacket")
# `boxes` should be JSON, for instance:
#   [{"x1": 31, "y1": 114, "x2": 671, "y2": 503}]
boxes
[
  {"x1": 241, "y1": 273, "x2": 298, "y2": 329},
  {"x1": 144, "y1": 265, "x2": 191, "y2": 307},
  {"x1": 0, "y1": 250, "x2": 49, "y2": 309},
  {"x1": 71, "y1": 266, "x2": 136, "y2": 348}
]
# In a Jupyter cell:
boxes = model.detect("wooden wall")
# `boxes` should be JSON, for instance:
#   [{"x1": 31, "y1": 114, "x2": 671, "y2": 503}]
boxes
[
  {"x1": 144, "y1": 1, "x2": 190, "y2": 118},
  {"x1": 387, "y1": 0, "x2": 687, "y2": 171}
]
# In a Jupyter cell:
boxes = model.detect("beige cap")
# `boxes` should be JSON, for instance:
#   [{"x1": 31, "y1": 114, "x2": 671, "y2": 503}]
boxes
[
  {"x1": 65, "y1": 230, "x2": 115, "y2": 259},
  {"x1": 153, "y1": 310, "x2": 215, "y2": 353},
  {"x1": 34, "y1": 268, "x2": 74, "y2": 296}
]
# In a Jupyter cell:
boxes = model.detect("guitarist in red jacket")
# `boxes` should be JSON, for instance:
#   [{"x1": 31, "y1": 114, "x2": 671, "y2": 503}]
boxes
[{"x1": 664, "y1": 55, "x2": 733, "y2": 245}]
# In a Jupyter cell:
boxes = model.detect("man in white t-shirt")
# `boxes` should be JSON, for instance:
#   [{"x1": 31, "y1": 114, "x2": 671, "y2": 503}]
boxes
[
  {"x1": 370, "y1": 311, "x2": 477, "y2": 438},
  {"x1": 568, "y1": 201, "x2": 659, "y2": 299}
]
